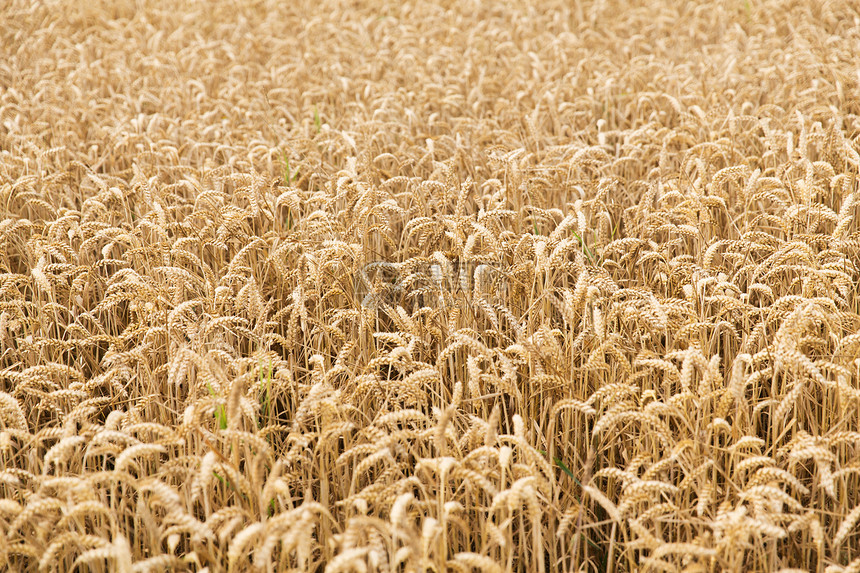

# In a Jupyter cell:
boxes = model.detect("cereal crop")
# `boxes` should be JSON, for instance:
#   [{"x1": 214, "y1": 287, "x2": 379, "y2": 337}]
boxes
[{"x1": 2, "y1": 0, "x2": 860, "y2": 571}]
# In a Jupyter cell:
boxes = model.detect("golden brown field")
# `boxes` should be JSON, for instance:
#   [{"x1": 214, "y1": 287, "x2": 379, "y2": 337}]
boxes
[{"x1": 2, "y1": 0, "x2": 860, "y2": 571}]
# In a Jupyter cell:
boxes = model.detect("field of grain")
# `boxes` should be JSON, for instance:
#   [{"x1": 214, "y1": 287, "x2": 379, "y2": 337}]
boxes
[{"x1": 2, "y1": 0, "x2": 860, "y2": 571}]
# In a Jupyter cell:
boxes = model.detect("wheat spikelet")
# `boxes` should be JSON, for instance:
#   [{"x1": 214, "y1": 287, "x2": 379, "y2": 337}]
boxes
[
  {"x1": 114, "y1": 444, "x2": 167, "y2": 474},
  {"x1": 834, "y1": 503, "x2": 860, "y2": 547},
  {"x1": 740, "y1": 484, "x2": 804, "y2": 513},
  {"x1": 452, "y1": 552, "x2": 504, "y2": 573},
  {"x1": 583, "y1": 485, "x2": 621, "y2": 523},
  {"x1": 0, "y1": 392, "x2": 28, "y2": 431},
  {"x1": 131, "y1": 555, "x2": 184, "y2": 573},
  {"x1": 747, "y1": 467, "x2": 810, "y2": 496},
  {"x1": 827, "y1": 557, "x2": 860, "y2": 573},
  {"x1": 8, "y1": 496, "x2": 64, "y2": 535},
  {"x1": 40, "y1": 533, "x2": 111, "y2": 573},
  {"x1": 55, "y1": 500, "x2": 114, "y2": 530}
]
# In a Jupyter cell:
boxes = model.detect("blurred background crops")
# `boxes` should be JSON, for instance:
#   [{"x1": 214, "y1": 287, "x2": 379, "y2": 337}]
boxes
[{"x1": 1, "y1": 0, "x2": 860, "y2": 570}]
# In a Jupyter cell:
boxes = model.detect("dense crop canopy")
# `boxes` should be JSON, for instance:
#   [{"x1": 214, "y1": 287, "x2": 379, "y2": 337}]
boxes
[{"x1": 1, "y1": 0, "x2": 860, "y2": 571}]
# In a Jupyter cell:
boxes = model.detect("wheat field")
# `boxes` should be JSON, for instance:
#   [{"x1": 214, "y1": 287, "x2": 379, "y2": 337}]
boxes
[{"x1": 1, "y1": 0, "x2": 859, "y2": 571}]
